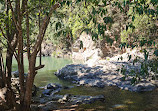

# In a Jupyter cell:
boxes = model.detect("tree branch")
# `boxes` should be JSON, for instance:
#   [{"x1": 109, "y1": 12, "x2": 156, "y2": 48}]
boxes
[
  {"x1": 0, "y1": 39, "x2": 18, "y2": 61},
  {"x1": 35, "y1": 65, "x2": 45, "y2": 71},
  {"x1": 31, "y1": 3, "x2": 60, "y2": 57},
  {"x1": 8, "y1": 0, "x2": 19, "y2": 31},
  {"x1": 0, "y1": 26, "x2": 18, "y2": 59},
  {"x1": 26, "y1": 2, "x2": 30, "y2": 60}
]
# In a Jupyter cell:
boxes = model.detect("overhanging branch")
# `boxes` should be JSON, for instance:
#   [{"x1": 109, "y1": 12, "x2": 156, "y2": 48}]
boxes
[{"x1": 35, "y1": 65, "x2": 45, "y2": 71}]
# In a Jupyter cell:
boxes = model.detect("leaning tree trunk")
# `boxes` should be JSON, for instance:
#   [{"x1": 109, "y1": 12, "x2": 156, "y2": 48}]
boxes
[{"x1": 22, "y1": 3, "x2": 60, "y2": 111}]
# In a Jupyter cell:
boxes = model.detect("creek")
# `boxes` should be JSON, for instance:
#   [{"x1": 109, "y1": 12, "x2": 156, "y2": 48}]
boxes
[{"x1": 12, "y1": 56, "x2": 158, "y2": 111}]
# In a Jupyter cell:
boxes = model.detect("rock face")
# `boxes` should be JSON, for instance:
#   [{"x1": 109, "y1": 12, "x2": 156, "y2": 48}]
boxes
[
  {"x1": 55, "y1": 49, "x2": 158, "y2": 92},
  {"x1": 71, "y1": 32, "x2": 120, "y2": 63},
  {"x1": 72, "y1": 32, "x2": 101, "y2": 63}
]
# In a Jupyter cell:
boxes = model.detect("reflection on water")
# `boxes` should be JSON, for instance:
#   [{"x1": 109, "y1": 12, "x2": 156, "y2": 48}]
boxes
[{"x1": 12, "y1": 56, "x2": 158, "y2": 111}]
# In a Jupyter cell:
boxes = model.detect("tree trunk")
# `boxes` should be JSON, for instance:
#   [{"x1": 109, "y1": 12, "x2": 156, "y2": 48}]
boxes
[
  {"x1": 22, "y1": 4, "x2": 60, "y2": 110},
  {"x1": 5, "y1": 50, "x2": 17, "y2": 109},
  {"x1": 0, "y1": 48, "x2": 5, "y2": 88},
  {"x1": 5, "y1": 0, "x2": 16, "y2": 107},
  {"x1": 23, "y1": 57, "x2": 36, "y2": 111}
]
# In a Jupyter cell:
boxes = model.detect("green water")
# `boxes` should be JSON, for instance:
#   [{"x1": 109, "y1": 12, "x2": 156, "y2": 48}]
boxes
[
  {"x1": 34, "y1": 57, "x2": 73, "y2": 86},
  {"x1": 58, "y1": 86, "x2": 158, "y2": 111},
  {"x1": 11, "y1": 56, "x2": 158, "y2": 111},
  {"x1": 12, "y1": 56, "x2": 73, "y2": 86}
]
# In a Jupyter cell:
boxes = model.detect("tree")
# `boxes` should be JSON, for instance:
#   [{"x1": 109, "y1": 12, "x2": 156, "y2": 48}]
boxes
[{"x1": 0, "y1": 0, "x2": 60, "y2": 110}]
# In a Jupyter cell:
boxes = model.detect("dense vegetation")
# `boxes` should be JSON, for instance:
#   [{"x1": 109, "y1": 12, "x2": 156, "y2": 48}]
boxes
[{"x1": 0, "y1": 0, "x2": 157, "y2": 110}]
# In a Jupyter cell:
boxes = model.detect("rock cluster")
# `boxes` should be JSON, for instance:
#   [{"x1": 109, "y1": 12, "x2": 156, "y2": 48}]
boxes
[
  {"x1": 55, "y1": 56, "x2": 157, "y2": 92},
  {"x1": 32, "y1": 83, "x2": 105, "y2": 111},
  {"x1": 58, "y1": 94, "x2": 105, "y2": 104}
]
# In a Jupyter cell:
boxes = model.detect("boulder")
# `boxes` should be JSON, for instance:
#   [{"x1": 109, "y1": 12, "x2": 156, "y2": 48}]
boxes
[
  {"x1": 42, "y1": 83, "x2": 63, "y2": 96},
  {"x1": 58, "y1": 94, "x2": 71, "y2": 103},
  {"x1": 69, "y1": 95, "x2": 105, "y2": 104},
  {"x1": 55, "y1": 63, "x2": 157, "y2": 92},
  {"x1": 134, "y1": 82, "x2": 156, "y2": 92},
  {"x1": 57, "y1": 94, "x2": 105, "y2": 105},
  {"x1": 45, "y1": 83, "x2": 62, "y2": 90}
]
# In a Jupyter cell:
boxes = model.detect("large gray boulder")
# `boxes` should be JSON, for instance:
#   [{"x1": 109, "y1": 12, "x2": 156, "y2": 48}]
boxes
[{"x1": 55, "y1": 63, "x2": 157, "y2": 92}]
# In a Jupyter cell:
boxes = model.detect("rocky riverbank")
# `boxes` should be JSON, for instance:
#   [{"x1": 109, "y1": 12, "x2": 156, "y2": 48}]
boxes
[
  {"x1": 11, "y1": 71, "x2": 106, "y2": 111},
  {"x1": 31, "y1": 83, "x2": 105, "y2": 111},
  {"x1": 55, "y1": 49, "x2": 158, "y2": 92}
]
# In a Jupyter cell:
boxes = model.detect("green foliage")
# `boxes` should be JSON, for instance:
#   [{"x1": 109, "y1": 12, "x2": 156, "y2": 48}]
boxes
[
  {"x1": 154, "y1": 50, "x2": 158, "y2": 56},
  {"x1": 103, "y1": 17, "x2": 113, "y2": 24},
  {"x1": 119, "y1": 55, "x2": 158, "y2": 85},
  {"x1": 43, "y1": 0, "x2": 158, "y2": 53}
]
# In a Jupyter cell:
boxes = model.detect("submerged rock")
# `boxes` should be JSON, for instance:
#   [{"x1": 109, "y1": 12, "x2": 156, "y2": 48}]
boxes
[
  {"x1": 38, "y1": 101, "x2": 58, "y2": 111},
  {"x1": 58, "y1": 94, "x2": 105, "y2": 105},
  {"x1": 33, "y1": 91, "x2": 105, "y2": 111},
  {"x1": 42, "y1": 89, "x2": 53, "y2": 95},
  {"x1": 45, "y1": 83, "x2": 62, "y2": 90},
  {"x1": 42, "y1": 83, "x2": 62, "y2": 96}
]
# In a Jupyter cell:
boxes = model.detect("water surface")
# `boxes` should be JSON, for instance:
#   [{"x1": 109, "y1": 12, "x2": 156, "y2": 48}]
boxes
[
  {"x1": 12, "y1": 56, "x2": 158, "y2": 111},
  {"x1": 12, "y1": 56, "x2": 72, "y2": 86}
]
